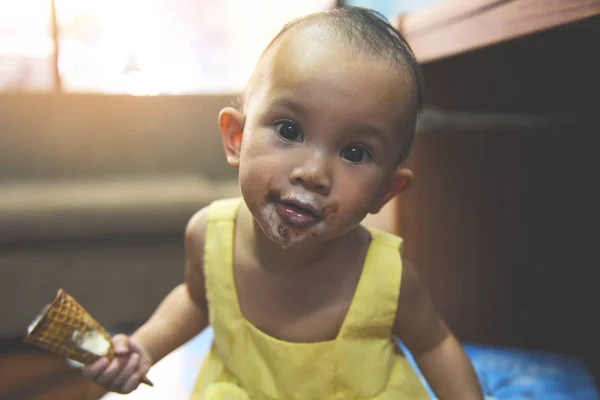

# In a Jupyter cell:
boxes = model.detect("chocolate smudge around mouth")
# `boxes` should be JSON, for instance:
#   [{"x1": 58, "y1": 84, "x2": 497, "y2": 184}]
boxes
[
  {"x1": 265, "y1": 178, "x2": 276, "y2": 205},
  {"x1": 322, "y1": 202, "x2": 338, "y2": 220},
  {"x1": 267, "y1": 192, "x2": 321, "y2": 221},
  {"x1": 277, "y1": 224, "x2": 291, "y2": 241}
]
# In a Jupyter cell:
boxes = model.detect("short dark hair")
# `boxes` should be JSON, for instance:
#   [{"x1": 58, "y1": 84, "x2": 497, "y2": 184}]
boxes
[{"x1": 248, "y1": 6, "x2": 423, "y2": 163}]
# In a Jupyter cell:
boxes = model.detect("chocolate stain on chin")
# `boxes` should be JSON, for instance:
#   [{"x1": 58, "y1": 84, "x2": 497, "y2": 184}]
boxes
[{"x1": 277, "y1": 224, "x2": 291, "y2": 241}]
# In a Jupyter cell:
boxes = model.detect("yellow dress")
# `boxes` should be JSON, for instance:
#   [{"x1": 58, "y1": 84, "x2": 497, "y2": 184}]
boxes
[{"x1": 190, "y1": 198, "x2": 429, "y2": 399}]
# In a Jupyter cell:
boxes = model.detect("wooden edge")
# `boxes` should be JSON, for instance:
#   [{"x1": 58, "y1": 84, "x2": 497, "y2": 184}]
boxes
[{"x1": 397, "y1": 0, "x2": 600, "y2": 63}]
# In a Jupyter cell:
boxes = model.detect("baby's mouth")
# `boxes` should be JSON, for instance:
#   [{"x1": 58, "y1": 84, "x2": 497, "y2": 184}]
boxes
[{"x1": 268, "y1": 195, "x2": 323, "y2": 227}]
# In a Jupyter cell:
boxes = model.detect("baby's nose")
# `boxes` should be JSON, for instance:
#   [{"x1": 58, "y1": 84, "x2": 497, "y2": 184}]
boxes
[{"x1": 289, "y1": 156, "x2": 331, "y2": 194}]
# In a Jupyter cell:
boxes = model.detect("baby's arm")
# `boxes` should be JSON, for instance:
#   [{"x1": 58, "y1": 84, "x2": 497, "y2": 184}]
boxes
[
  {"x1": 84, "y1": 207, "x2": 210, "y2": 393},
  {"x1": 131, "y1": 207, "x2": 211, "y2": 364},
  {"x1": 393, "y1": 259, "x2": 483, "y2": 400}
]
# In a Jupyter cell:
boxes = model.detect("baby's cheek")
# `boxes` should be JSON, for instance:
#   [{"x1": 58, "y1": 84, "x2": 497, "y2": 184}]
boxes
[
  {"x1": 338, "y1": 177, "x2": 376, "y2": 205},
  {"x1": 340, "y1": 203, "x2": 369, "y2": 227},
  {"x1": 335, "y1": 187, "x2": 375, "y2": 225},
  {"x1": 239, "y1": 163, "x2": 272, "y2": 204},
  {"x1": 322, "y1": 202, "x2": 339, "y2": 220}
]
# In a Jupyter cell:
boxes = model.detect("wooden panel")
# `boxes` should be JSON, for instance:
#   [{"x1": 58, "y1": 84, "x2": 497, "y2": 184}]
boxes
[
  {"x1": 397, "y1": 0, "x2": 600, "y2": 63},
  {"x1": 393, "y1": 0, "x2": 600, "y2": 382},
  {"x1": 0, "y1": 349, "x2": 106, "y2": 400},
  {"x1": 416, "y1": 15, "x2": 600, "y2": 114},
  {"x1": 396, "y1": 113, "x2": 597, "y2": 363}
]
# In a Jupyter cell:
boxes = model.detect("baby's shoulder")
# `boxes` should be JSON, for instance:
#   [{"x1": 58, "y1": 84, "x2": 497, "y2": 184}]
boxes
[
  {"x1": 185, "y1": 197, "x2": 240, "y2": 244},
  {"x1": 185, "y1": 206, "x2": 211, "y2": 246}
]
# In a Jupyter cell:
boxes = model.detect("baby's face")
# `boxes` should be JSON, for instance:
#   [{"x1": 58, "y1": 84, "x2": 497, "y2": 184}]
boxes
[{"x1": 238, "y1": 25, "x2": 416, "y2": 248}]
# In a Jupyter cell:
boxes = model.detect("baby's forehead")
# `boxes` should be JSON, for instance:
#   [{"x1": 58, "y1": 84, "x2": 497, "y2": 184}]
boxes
[
  {"x1": 265, "y1": 23, "x2": 362, "y2": 70},
  {"x1": 249, "y1": 24, "x2": 416, "y2": 114},
  {"x1": 243, "y1": 14, "x2": 420, "y2": 161},
  {"x1": 256, "y1": 24, "x2": 410, "y2": 91}
]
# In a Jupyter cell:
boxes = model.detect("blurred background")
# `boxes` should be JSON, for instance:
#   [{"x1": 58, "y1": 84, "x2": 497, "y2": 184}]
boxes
[
  {"x1": 0, "y1": 0, "x2": 440, "y2": 94},
  {"x1": 1, "y1": 0, "x2": 599, "y2": 399}
]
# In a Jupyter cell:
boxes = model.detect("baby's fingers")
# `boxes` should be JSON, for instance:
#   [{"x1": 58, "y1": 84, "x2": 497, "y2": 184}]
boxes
[
  {"x1": 127, "y1": 337, "x2": 145, "y2": 356},
  {"x1": 112, "y1": 334, "x2": 130, "y2": 356},
  {"x1": 96, "y1": 357, "x2": 126, "y2": 388},
  {"x1": 122, "y1": 372, "x2": 144, "y2": 394},
  {"x1": 111, "y1": 353, "x2": 140, "y2": 391},
  {"x1": 82, "y1": 357, "x2": 109, "y2": 380}
]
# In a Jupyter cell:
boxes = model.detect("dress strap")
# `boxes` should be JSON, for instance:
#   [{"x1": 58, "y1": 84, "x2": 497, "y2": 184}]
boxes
[
  {"x1": 203, "y1": 198, "x2": 244, "y2": 327},
  {"x1": 207, "y1": 197, "x2": 244, "y2": 221},
  {"x1": 338, "y1": 229, "x2": 404, "y2": 339}
]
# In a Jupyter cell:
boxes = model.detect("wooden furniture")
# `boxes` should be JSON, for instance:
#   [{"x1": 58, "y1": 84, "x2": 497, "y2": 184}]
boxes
[
  {"x1": 0, "y1": 342, "x2": 106, "y2": 400},
  {"x1": 394, "y1": 0, "x2": 600, "y2": 378}
]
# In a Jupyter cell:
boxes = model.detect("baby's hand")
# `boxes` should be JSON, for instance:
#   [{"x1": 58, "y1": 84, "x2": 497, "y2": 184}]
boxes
[{"x1": 82, "y1": 334, "x2": 153, "y2": 394}]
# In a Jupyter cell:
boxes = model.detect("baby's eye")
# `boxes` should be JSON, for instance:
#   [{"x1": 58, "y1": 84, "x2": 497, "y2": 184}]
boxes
[
  {"x1": 275, "y1": 121, "x2": 302, "y2": 142},
  {"x1": 341, "y1": 146, "x2": 371, "y2": 163}
]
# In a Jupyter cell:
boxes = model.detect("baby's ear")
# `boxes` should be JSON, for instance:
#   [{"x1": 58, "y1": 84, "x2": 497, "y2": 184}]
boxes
[
  {"x1": 218, "y1": 107, "x2": 245, "y2": 168},
  {"x1": 369, "y1": 166, "x2": 413, "y2": 214}
]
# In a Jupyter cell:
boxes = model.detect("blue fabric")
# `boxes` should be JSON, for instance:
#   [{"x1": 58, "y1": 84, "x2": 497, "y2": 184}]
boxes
[{"x1": 398, "y1": 341, "x2": 599, "y2": 399}]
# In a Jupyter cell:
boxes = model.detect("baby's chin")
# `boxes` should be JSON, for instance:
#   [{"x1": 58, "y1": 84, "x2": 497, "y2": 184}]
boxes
[{"x1": 259, "y1": 217, "x2": 320, "y2": 250}]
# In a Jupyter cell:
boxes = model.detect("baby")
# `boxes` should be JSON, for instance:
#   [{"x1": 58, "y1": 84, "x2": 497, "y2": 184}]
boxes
[{"x1": 84, "y1": 7, "x2": 483, "y2": 399}]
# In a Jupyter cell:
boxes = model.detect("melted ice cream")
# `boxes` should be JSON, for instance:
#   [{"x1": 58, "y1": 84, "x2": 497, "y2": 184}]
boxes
[{"x1": 72, "y1": 329, "x2": 111, "y2": 356}]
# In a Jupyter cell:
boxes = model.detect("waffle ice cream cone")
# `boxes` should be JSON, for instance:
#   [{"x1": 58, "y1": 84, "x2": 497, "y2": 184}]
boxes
[{"x1": 24, "y1": 288, "x2": 153, "y2": 387}]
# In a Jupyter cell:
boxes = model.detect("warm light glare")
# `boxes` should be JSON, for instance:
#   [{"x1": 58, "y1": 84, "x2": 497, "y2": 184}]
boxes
[
  {"x1": 1, "y1": 0, "x2": 335, "y2": 94},
  {"x1": 0, "y1": 0, "x2": 52, "y2": 33},
  {"x1": 0, "y1": 0, "x2": 53, "y2": 56},
  {"x1": 123, "y1": 71, "x2": 158, "y2": 96},
  {"x1": 54, "y1": 0, "x2": 165, "y2": 94}
]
